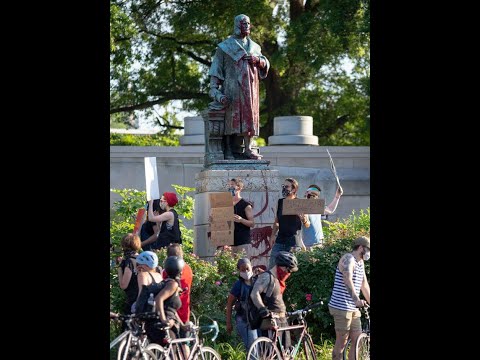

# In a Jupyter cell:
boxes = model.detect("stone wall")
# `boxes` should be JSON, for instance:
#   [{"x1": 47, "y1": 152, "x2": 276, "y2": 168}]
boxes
[{"x1": 110, "y1": 145, "x2": 370, "y2": 230}]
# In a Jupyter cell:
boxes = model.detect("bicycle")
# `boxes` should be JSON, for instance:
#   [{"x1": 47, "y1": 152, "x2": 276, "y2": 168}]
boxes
[
  {"x1": 144, "y1": 314, "x2": 221, "y2": 360},
  {"x1": 343, "y1": 304, "x2": 370, "y2": 360},
  {"x1": 110, "y1": 312, "x2": 157, "y2": 360},
  {"x1": 246, "y1": 301, "x2": 323, "y2": 360}
]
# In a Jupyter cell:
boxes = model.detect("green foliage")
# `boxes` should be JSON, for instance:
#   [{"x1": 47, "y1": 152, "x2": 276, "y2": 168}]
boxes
[
  {"x1": 110, "y1": 0, "x2": 370, "y2": 144},
  {"x1": 283, "y1": 209, "x2": 370, "y2": 341},
  {"x1": 109, "y1": 187, "x2": 370, "y2": 353},
  {"x1": 214, "y1": 343, "x2": 247, "y2": 360},
  {"x1": 172, "y1": 184, "x2": 195, "y2": 252},
  {"x1": 110, "y1": 132, "x2": 180, "y2": 146}
]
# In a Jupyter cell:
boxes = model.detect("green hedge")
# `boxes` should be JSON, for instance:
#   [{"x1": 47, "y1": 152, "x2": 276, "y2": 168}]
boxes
[{"x1": 109, "y1": 188, "x2": 370, "y2": 356}]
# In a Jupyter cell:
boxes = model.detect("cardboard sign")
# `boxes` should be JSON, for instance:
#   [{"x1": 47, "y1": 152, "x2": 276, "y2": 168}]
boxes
[
  {"x1": 144, "y1": 157, "x2": 160, "y2": 200},
  {"x1": 282, "y1": 198, "x2": 325, "y2": 215},
  {"x1": 209, "y1": 192, "x2": 232, "y2": 208},
  {"x1": 132, "y1": 208, "x2": 146, "y2": 235},
  {"x1": 209, "y1": 192, "x2": 234, "y2": 246},
  {"x1": 210, "y1": 207, "x2": 234, "y2": 231}
]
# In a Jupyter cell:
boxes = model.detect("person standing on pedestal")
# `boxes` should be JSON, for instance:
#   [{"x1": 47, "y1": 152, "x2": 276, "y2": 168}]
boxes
[{"x1": 208, "y1": 14, "x2": 270, "y2": 160}]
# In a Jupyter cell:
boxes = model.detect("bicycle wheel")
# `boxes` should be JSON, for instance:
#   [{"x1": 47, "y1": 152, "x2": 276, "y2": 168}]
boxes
[
  {"x1": 355, "y1": 333, "x2": 370, "y2": 360},
  {"x1": 141, "y1": 349, "x2": 158, "y2": 360},
  {"x1": 247, "y1": 337, "x2": 282, "y2": 360},
  {"x1": 343, "y1": 339, "x2": 351, "y2": 360},
  {"x1": 117, "y1": 337, "x2": 129, "y2": 360},
  {"x1": 297, "y1": 336, "x2": 317, "y2": 360},
  {"x1": 198, "y1": 346, "x2": 221, "y2": 360},
  {"x1": 145, "y1": 343, "x2": 167, "y2": 360}
]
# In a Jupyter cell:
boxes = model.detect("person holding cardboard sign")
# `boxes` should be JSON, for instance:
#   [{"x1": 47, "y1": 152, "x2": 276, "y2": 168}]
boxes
[
  {"x1": 229, "y1": 178, "x2": 255, "y2": 253},
  {"x1": 268, "y1": 178, "x2": 309, "y2": 269},
  {"x1": 300, "y1": 184, "x2": 343, "y2": 250},
  {"x1": 146, "y1": 192, "x2": 182, "y2": 249}
]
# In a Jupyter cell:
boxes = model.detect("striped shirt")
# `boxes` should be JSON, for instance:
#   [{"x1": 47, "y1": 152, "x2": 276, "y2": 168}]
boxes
[{"x1": 328, "y1": 255, "x2": 364, "y2": 311}]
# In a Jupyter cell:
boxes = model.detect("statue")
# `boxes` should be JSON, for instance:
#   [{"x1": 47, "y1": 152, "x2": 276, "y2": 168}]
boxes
[{"x1": 208, "y1": 14, "x2": 270, "y2": 160}]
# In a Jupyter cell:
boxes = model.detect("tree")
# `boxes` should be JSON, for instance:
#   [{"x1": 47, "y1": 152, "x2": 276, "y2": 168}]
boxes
[{"x1": 110, "y1": 0, "x2": 370, "y2": 145}]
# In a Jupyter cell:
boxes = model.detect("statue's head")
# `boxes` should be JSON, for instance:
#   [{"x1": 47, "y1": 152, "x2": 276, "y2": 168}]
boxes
[{"x1": 234, "y1": 14, "x2": 250, "y2": 36}]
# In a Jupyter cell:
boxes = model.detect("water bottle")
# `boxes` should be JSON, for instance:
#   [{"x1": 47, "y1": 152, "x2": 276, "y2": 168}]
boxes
[{"x1": 147, "y1": 293, "x2": 155, "y2": 312}]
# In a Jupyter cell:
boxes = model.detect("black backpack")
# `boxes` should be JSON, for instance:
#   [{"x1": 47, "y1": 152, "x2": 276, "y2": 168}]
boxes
[
  {"x1": 246, "y1": 270, "x2": 274, "y2": 330},
  {"x1": 135, "y1": 277, "x2": 170, "y2": 314}
]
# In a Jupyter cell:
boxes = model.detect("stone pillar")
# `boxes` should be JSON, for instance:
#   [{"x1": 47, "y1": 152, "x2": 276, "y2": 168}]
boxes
[
  {"x1": 268, "y1": 116, "x2": 319, "y2": 145},
  {"x1": 194, "y1": 169, "x2": 280, "y2": 270},
  {"x1": 201, "y1": 109, "x2": 225, "y2": 165},
  {"x1": 179, "y1": 116, "x2": 205, "y2": 145}
]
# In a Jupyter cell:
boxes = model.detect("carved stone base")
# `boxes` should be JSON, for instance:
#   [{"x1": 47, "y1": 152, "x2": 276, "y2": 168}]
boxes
[
  {"x1": 204, "y1": 159, "x2": 270, "y2": 170},
  {"x1": 194, "y1": 168, "x2": 280, "y2": 269}
]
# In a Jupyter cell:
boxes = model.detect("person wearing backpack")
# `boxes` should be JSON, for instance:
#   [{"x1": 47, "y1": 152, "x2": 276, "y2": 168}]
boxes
[
  {"x1": 132, "y1": 251, "x2": 163, "y2": 313},
  {"x1": 116, "y1": 233, "x2": 141, "y2": 330},
  {"x1": 226, "y1": 258, "x2": 259, "y2": 349},
  {"x1": 250, "y1": 251, "x2": 299, "y2": 350},
  {"x1": 147, "y1": 256, "x2": 185, "y2": 345}
]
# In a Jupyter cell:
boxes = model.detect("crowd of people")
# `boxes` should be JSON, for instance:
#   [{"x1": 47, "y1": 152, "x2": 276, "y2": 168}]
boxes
[{"x1": 113, "y1": 178, "x2": 369, "y2": 359}]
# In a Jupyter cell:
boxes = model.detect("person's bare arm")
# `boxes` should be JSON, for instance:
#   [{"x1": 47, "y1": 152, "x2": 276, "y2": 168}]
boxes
[
  {"x1": 299, "y1": 213, "x2": 310, "y2": 228},
  {"x1": 148, "y1": 200, "x2": 174, "y2": 223},
  {"x1": 234, "y1": 204, "x2": 255, "y2": 228},
  {"x1": 250, "y1": 273, "x2": 270, "y2": 309},
  {"x1": 155, "y1": 281, "x2": 178, "y2": 324},
  {"x1": 361, "y1": 271, "x2": 370, "y2": 304},
  {"x1": 136, "y1": 271, "x2": 151, "y2": 301},
  {"x1": 339, "y1": 254, "x2": 365, "y2": 308},
  {"x1": 325, "y1": 187, "x2": 343, "y2": 215},
  {"x1": 271, "y1": 215, "x2": 279, "y2": 245},
  {"x1": 226, "y1": 293, "x2": 236, "y2": 334},
  {"x1": 118, "y1": 265, "x2": 133, "y2": 290}
]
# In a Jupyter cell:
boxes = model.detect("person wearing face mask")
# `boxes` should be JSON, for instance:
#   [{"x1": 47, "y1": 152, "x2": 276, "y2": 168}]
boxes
[
  {"x1": 250, "y1": 251, "x2": 298, "y2": 350},
  {"x1": 146, "y1": 192, "x2": 182, "y2": 249},
  {"x1": 328, "y1": 236, "x2": 371, "y2": 360},
  {"x1": 300, "y1": 184, "x2": 343, "y2": 250},
  {"x1": 268, "y1": 178, "x2": 308, "y2": 269},
  {"x1": 229, "y1": 178, "x2": 255, "y2": 253},
  {"x1": 226, "y1": 258, "x2": 259, "y2": 349}
]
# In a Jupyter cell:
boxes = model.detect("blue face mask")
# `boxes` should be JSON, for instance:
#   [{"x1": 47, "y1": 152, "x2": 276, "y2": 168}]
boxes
[{"x1": 228, "y1": 187, "x2": 236, "y2": 196}]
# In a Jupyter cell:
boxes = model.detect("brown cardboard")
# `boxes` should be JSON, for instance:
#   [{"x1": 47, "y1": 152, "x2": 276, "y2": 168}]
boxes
[{"x1": 282, "y1": 198, "x2": 325, "y2": 215}]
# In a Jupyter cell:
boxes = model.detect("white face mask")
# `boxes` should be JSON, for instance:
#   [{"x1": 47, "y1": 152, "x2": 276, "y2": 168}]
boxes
[
  {"x1": 363, "y1": 251, "x2": 370, "y2": 261},
  {"x1": 239, "y1": 271, "x2": 253, "y2": 280},
  {"x1": 160, "y1": 202, "x2": 166, "y2": 210}
]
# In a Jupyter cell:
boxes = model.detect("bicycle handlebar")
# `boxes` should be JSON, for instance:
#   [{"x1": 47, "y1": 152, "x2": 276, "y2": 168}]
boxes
[{"x1": 287, "y1": 301, "x2": 324, "y2": 317}]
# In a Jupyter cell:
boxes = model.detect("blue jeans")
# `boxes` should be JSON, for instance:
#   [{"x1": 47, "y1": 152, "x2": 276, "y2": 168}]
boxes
[
  {"x1": 269, "y1": 242, "x2": 300, "y2": 269},
  {"x1": 235, "y1": 315, "x2": 258, "y2": 350}
]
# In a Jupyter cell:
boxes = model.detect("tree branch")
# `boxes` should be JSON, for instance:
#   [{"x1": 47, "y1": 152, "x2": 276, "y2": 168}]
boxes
[
  {"x1": 155, "y1": 115, "x2": 184, "y2": 130},
  {"x1": 318, "y1": 114, "x2": 350, "y2": 137},
  {"x1": 140, "y1": 29, "x2": 214, "y2": 46},
  {"x1": 110, "y1": 91, "x2": 209, "y2": 114},
  {"x1": 176, "y1": 46, "x2": 211, "y2": 66}
]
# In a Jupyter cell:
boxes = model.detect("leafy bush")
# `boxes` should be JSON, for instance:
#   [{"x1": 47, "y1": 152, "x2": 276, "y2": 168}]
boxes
[
  {"x1": 284, "y1": 209, "x2": 370, "y2": 341},
  {"x1": 109, "y1": 188, "x2": 370, "y2": 356},
  {"x1": 110, "y1": 132, "x2": 180, "y2": 146}
]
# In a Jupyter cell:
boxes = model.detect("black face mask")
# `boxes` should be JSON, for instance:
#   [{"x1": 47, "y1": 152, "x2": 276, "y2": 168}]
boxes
[
  {"x1": 282, "y1": 188, "x2": 291, "y2": 197},
  {"x1": 228, "y1": 187, "x2": 236, "y2": 196}
]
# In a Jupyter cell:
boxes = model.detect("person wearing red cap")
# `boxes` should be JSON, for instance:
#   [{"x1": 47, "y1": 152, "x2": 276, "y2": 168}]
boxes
[{"x1": 146, "y1": 192, "x2": 182, "y2": 249}]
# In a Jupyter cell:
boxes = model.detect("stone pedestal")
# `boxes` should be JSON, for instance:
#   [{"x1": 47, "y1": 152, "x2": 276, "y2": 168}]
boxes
[
  {"x1": 194, "y1": 169, "x2": 280, "y2": 270},
  {"x1": 179, "y1": 116, "x2": 204, "y2": 145},
  {"x1": 202, "y1": 109, "x2": 225, "y2": 165},
  {"x1": 268, "y1": 116, "x2": 319, "y2": 145}
]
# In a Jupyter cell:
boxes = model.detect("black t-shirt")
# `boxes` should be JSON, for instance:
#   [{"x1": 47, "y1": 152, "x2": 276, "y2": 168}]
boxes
[
  {"x1": 234, "y1": 198, "x2": 252, "y2": 246},
  {"x1": 154, "y1": 209, "x2": 182, "y2": 249},
  {"x1": 276, "y1": 198, "x2": 302, "y2": 247},
  {"x1": 120, "y1": 255, "x2": 138, "y2": 312},
  {"x1": 140, "y1": 221, "x2": 157, "y2": 251}
]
